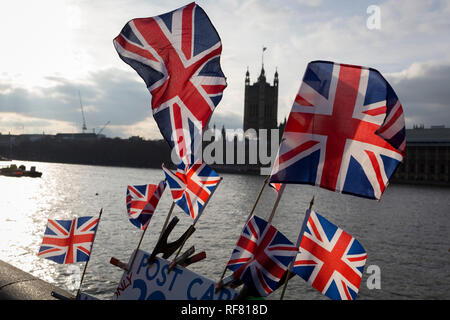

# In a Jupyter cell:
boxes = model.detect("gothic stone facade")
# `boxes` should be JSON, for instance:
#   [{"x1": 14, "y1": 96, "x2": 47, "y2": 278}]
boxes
[{"x1": 243, "y1": 67, "x2": 278, "y2": 132}]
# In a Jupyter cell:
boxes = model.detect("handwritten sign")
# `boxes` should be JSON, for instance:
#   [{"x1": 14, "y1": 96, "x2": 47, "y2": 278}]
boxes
[{"x1": 112, "y1": 249, "x2": 237, "y2": 300}]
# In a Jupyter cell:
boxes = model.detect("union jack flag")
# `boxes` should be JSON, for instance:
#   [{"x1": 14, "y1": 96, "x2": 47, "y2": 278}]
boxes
[
  {"x1": 37, "y1": 216, "x2": 99, "y2": 264},
  {"x1": 126, "y1": 180, "x2": 166, "y2": 230},
  {"x1": 226, "y1": 215, "x2": 298, "y2": 297},
  {"x1": 162, "y1": 161, "x2": 221, "y2": 221},
  {"x1": 113, "y1": 2, "x2": 227, "y2": 163},
  {"x1": 269, "y1": 182, "x2": 282, "y2": 193},
  {"x1": 293, "y1": 210, "x2": 367, "y2": 300},
  {"x1": 270, "y1": 61, "x2": 406, "y2": 200}
]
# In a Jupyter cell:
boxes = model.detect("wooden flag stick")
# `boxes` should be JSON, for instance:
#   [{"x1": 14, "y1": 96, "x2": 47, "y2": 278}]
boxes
[
  {"x1": 171, "y1": 177, "x2": 223, "y2": 264},
  {"x1": 267, "y1": 183, "x2": 286, "y2": 224},
  {"x1": 127, "y1": 225, "x2": 148, "y2": 274},
  {"x1": 76, "y1": 207, "x2": 103, "y2": 299},
  {"x1": 159, "y1": 202, "x2": 176, "y2": 240},
  {"x1": 129, "y1": 196, "x2": 171, "y2": 273},
  {"x1": 279, "y1": 196, "x2": 315, "y2": 300},
  {"x1": 216, "y1": 175, "x2": 270, "y2": 288},
  {"x1": 245, "y1": 175, "x2": 270, "y2": 222}
]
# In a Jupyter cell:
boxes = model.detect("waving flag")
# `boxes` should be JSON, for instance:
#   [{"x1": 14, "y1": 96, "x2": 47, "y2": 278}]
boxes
[
  {"x1": 126, "y1": 181, "x2": 166, "y2": 230},
  {"x1": 270, "y1": 61, "x2": 405, "y2": 200},
  {"x1": 162, "y1": 162, "x2": 221, "y2": 221},
  {"x1": 114, "y1": 2, "x2": 227, "y2": 163},
  {"x1": 269, "y1": 182, "x2": 282, "y2": 193},
  {"x1": 226, "y1": 215, "x2": 298, "y2": 297},
  {"x1": 38, "y1": 216, "x2": 99, "y2": 264},
  {"x1": 293, "y1": 210, "x2": 367, "y2": 300}
]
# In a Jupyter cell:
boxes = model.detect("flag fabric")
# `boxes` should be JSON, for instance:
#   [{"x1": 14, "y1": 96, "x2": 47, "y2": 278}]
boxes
[
  {"x1": 293, "y1": 210, "x2": 367, "y2": 300},
  {"x1": 269, "y1": 182, "x2": 282, "y2": 193},
  {"x1": 126, "y1": 181, "x2": 166, "y2": 230},
  {"x1": 38, "y1": 216, "x2": 99, "y2": 264},
  {"x1": 113, "y1": 2, "x2": 227, "y2": 163},
  {"x1": 162, "y1": 162, "x2": 220, "y2": 220},
  {"x1": 226, "y1": 215, "x2": 298, "y2": 297},
  {"x1": 270, "y1": 61, "x2": 406, "y2": 200}
]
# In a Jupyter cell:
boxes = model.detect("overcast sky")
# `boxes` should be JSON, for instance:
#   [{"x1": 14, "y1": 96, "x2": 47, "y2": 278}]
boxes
[{"x1": 1, "y1": 0, "x2": 449, "y2": 139}]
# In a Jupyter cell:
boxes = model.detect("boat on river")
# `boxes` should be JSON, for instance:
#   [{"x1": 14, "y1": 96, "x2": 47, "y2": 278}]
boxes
[{"x1": 0, "y1": 164, "x2": 42, "y2": 178}]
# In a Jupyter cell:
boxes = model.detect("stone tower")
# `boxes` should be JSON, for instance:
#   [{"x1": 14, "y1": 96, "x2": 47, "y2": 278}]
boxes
[{"x1": 243, "y1": 65, "x2": 278, "y2": 132}]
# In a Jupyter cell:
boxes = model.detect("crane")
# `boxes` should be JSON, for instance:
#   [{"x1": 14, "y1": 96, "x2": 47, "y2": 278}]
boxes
[
  {"x1": 78, "y1": 90, "x2": 87, "y2": 133},
  {"x1": 97, "y1": 121, "x2": 110, "y2": 136}
]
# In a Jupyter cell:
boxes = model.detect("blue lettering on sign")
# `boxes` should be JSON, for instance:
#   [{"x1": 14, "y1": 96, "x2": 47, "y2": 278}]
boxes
[
  {"x1": 129, "y1": 254, "x2": 237, "y2": 300},
  {"x1": 187, "y1": 278, "x2": 203, "y2": 300},
  {"x1": 133, "y1": 279, "x2": 147, "y2": 300},
  {"x1": 168, "y1": 268, "x2": 182, "y2": 291},
  {"x1": 147, "y1": 290, "x2": 166, "y2": 300},
  {"x1": 201, "y1": 283, "x2": 215, "y2": 300},
  {"x1": 136, "y1": 253, "x2": 150, "y2": 276},
  {"x1": 156, "y1": 264, "x2": 168, "y2": 286},
  {"x1": 186, "y1": 277, "x2": 238, "y2": 300}
]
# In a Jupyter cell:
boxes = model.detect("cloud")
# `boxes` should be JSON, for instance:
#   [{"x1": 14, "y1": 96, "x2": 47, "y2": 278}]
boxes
[
  {"x1": 386, "y1": 61, "x2": 450, "y2": 128},
  {"x1": 0, "y1": 68, "x2": 155, "y2": 137}
]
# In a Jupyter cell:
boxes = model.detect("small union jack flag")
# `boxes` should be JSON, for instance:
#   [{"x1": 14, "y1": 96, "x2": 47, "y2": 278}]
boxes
[
  {"x1": 226, "y1": 215, "x2": 298, "y2": 297},
  {"x1": 38, "y1": 216, "x2": 99, "y2": 264},
  {"x1": 293, "y1": 210, "x2": 367, "y2": 300},
  {"x1": 126, "y1": 180, "x2": 166, "y2": 230},
  {"x1": 162, "y1": 161, "x2": 221, "y2": 221},
  {"x1": 269, "y1": 182, "x2": 282, "y2": 193},
  {"x1": 114, "y1": 2, "x2": 227, "y2": 163},
  {"x1": 270, "y1": 61, "x2": 405, "y2": 200}
]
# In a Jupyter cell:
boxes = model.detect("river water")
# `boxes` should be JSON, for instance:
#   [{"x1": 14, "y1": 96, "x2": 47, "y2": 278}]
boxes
[{"x1": 0, "y1": 160, "x2": 449, "y2": 300}]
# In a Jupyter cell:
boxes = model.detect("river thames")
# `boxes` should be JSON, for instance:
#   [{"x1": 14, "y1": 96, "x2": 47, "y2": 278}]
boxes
[{"x1": 0, "y1": 160, "x2": 448, "y2": 300}]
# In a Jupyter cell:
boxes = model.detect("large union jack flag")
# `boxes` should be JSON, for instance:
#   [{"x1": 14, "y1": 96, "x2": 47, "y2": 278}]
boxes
[
  {"x1": 226, "y1": 215, "x2": 298, "y2": 297},
  {"x1": 126, "y1": 180, "x2": 166, "y2": 230},
  {"x1": 293, "y1": 210, "x2": 367, "y2": 300},
  {"x1": 37, "y1": 216, "x2": 99, "y2": 264},
  {"x1": 162, "y1": 161, "x2": 221, "y2": 221},
  {"x1": 270, "y1": 61, "x2": 406, "y2": 200},
  {"x1": 113, "y1": 2, "x2": 227, "y2": 163}
]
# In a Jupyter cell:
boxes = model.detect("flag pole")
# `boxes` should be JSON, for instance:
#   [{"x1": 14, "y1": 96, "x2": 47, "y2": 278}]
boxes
[
  {"x1": 172, "y1": 177, "x2": 223, "y2": 263},
  {"x1": 127, "y1": 222, "x2": 149, "y2": 274},
  {"x1": 279, "y1": 196, "x2": 314, "y2": 300},
  {"x1": 129, "y1": 190, "x2": 171, "y2": 273},
  {"x1": 216, "y1": 175, "x2": 270, "y2": 288},
  {"x1": 159, "y1": 201, "x2": 176, "y2": 240},
  {"x1": 76, "y1": 207, "x2": 103, "y2": 299},
  {"x1": 245, "y1": 175, "x2": 270, "y2": 222},
  {"x1": 267, "y1": 183, "x2": 286, "y2": 224}
]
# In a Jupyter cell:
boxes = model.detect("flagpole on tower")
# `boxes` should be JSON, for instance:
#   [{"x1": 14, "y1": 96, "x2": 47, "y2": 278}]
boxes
[
  {"x1": 76, "y1": 207, "x2": 103, "y2": 299},
  {"x1": 262, "y1": 46, "x2": 267, "y2": 69},
  {"x1": 279, "y1": 196, "x2": 315, "y2": 300}
]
